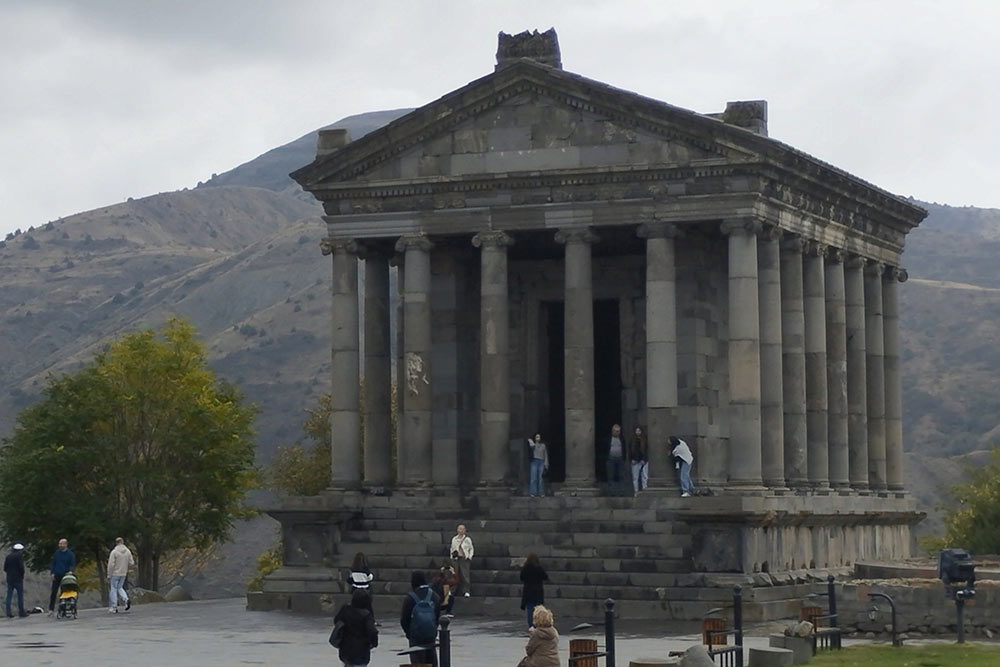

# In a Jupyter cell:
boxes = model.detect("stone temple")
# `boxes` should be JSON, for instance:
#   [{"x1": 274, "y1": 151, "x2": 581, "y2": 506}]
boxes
[{"x1": 253, "y1": 29, "x2": 926, "y2": 619}]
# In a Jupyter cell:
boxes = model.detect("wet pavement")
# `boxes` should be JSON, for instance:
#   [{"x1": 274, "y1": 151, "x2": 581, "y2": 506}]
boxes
[{"x1": 1, "y1": 597, "x2": 859, "y2": 666}]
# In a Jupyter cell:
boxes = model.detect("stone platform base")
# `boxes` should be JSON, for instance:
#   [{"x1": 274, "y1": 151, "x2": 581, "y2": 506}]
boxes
[{"x1": 251, "y1": 488, "x2": 921, "y2": 619}]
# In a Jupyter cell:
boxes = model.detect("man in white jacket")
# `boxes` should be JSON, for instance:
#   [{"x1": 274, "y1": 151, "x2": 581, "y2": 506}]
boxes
[
  {"x1": 449, "y1": 524, "x2": 474, "y2": 597},
  {"x1": 107, "y1": 537, "x2": 135, "y2": 613}
]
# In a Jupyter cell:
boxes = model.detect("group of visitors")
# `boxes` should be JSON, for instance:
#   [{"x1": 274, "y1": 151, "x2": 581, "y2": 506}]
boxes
[{"x1": 529, "y1": 426, "x2": 697, "y2": 497}]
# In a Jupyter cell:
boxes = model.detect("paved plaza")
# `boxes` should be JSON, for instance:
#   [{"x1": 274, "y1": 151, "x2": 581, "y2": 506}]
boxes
[{"x1": 1, "y1": 597, "x2": 817, "y2": 666}]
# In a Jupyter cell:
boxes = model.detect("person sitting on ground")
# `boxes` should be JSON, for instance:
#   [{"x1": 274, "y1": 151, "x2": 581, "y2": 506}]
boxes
[
  {"x1": 517, "y1": 605, "x2": 560, "y2": 667},
  {"x1": 333, "y1": 588, "x2": 378, "y2": 667}
]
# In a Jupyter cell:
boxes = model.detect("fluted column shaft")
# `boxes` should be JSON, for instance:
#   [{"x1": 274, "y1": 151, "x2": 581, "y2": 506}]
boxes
[
  {"x1": 473, "y1": 231, "x2": 514, "y2": 486},
  {"x1": 844, "y1": 257, "x2": 869, "y2": 489},
  {"x1": 639, "y1": 222, "x2": 679, "y2": 487},
  {"x1": 865, "y1": 262, "x2": 887, "y2": 490},
  {"x1": 556, "y1": 228, "x2": 598, "y2": 488},
  {"x1": 758, "y1": 227, "x2": 785, "y2": 488},
  {"x1": 323, "y1": 237, "x2": 362, "y2": 488},
  {"x1": 804, "y1": 243, "x2": 829, "y2": 488},
  {"x1": 722, "y1": 220, "x2": 762, "y2": 487},
  {"x1": 780, "y1": 238, "x2": 808, "y2": 487},
  {"x1": 884, "y1": 268, "x2": 906, "y2": 491},
  {"x1": 363, "y1": 250, "x2": 392, "y2": 486},
  {"x1": 825, "y1": 251, "x2": 850, "y2": 488},
  {"x1": 395, "y1": 234, "x2": 434, "y2": 484}
]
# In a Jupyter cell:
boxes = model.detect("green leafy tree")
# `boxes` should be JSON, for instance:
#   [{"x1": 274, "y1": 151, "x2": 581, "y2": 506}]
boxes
[
  {"x1": 0, "y1": 318, "x2": 257, "y2": 591},
  {"x1": 927, "y1": 446, "x2": 1000, "y2": 554},
  {"x1": 267, "y1": 394, "x2": 332, "y2": 496}
]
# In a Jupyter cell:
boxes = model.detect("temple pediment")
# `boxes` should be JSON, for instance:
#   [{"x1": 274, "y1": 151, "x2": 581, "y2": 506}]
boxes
[{"x1": 291, "y1": 59, "x2": 763, "y2": 190}]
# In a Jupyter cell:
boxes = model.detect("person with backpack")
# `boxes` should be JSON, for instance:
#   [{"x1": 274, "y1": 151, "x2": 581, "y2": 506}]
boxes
[
  {"x1": 400, "y1": 570, "x2": 441, "y2": 667},
  {"x1": 333, "y1": 588, "x2": 378, "y2": 667}
]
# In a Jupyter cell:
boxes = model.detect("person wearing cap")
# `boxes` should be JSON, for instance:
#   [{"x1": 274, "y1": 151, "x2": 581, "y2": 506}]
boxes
[{"x1": 4, "y1": 543, "x2": 27, "y2": 618}]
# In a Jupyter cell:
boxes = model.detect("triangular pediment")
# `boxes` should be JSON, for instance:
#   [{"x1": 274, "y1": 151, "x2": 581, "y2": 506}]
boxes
[{"x1": 292, "y1": 60, "x2": 763, "y2": 189}]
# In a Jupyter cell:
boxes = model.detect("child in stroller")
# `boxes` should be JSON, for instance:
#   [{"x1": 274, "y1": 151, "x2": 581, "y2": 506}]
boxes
[{"x1": 56, "y1": 571, "x2": 79, "y2": 619}]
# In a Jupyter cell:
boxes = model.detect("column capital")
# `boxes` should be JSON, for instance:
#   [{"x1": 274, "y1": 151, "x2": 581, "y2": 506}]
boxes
[
  {"x1": 759, "y1": 223, "x2": 783, "y2": 242},
  {"x1": 720, "y1": 219, "x2": 762, "y2": 237},
  {"x1": 865, "y1": 260, "x2": 886, "y2": 277},
  {"x1": 637, "y1": 222, "x2": 682, "y2": 240},
  {"x1": 845, "y1": 254, "x2": 867, "y2": 270},
  {"x1": 805, "y1": 240, "x2": 828, "y2": 258},
  {"x1": 471, "y1": 230, "x2": 515, "y2": 249},
  {"x1": 780, "y1": 235, "x2": 808, "y2": 253},
  {"x1": 887, "y1": 266, "x2": 908, "y2": 283},
  {"x1": 826, "y1": 247, "x2": 847, "y2": 264},
  {"x1": 320, "y1": 236, "x2": 358, "y2": 256},
  {"x1": 394, "y1": 233, "x2": 434, "y2": 254},
  {"x1": 555, "y1": 227, "x2": 599, "y2": 245}
]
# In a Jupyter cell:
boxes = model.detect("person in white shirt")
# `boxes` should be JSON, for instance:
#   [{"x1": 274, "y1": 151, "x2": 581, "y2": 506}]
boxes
[
  {"x1": 449, "y1": 524, "x2": 474, "y2": 597},
  {"x1": 670, "y1": 436, "x2": 695, "y2": 497}
]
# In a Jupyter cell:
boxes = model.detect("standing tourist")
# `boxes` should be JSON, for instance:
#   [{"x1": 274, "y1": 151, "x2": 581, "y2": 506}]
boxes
[
  {"x1": 519, "y1": 553, "x2": 549, "y2": 628},
  {"x1": 334, "y1": 588, "x2": 378, "y2": 667},
  {"x1": 628, "y1": 425, "x2": 649, "y2": 494},
  {"x1": 107, "y1": 537, "x2": 135, "y2": 613},
  {"x1": 400, "y1": 570, "x2": 441, "y2": 667},
  {"x1": 670, "y1": 436, "x2": 695, "y2": 497},
  {"x1": 517, "y1": 605, "x2": 561, "y2": 667},
  {"x1": 48, "y1": 537, "x2": 75, "y2": 616},
  {"x1": 4, "y1": 543, "x2": 27, "y2": 618},
  {"x1": 449, "y1": 524, "x2": 474, "y2": 597},
  {"x1": 605, "y1": 424, "x2": 626, "y2": 496},
  {"x1": 527, "y1": 433, "x2": 549, "y2": 497}
]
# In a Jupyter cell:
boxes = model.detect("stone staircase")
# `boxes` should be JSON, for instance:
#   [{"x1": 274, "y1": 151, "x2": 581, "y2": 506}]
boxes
[{"x1": 256, "y1": 493, "x2": 829, "y2": 621}]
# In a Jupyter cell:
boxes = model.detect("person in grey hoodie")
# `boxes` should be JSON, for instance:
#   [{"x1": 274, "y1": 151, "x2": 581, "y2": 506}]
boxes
[{"x1": 107, "y1": 537, "x2": 135, "y2": 613}]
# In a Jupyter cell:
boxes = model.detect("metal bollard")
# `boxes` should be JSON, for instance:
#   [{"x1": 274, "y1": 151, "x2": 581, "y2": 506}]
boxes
[
  {"x1": 439, "y1": 615, "x2": 451, "y2": 667},
  {"x1": 733, "y1": 586, "x2": 744, "y2": 667},
  {"x1": 604, "y1": 598, "x2": 616, "y2": 667}
]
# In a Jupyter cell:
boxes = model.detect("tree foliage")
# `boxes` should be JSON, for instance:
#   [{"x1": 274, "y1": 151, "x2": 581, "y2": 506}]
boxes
[
  {"x1": 0, "y1": 318, "x2": 257, "y2": 591},
  {"x1": 930, "y1": 446, "x2": 1000, "y2": 554},
  {"x1": 267, "y1": 394, "x2": 331, "y2": 496}
]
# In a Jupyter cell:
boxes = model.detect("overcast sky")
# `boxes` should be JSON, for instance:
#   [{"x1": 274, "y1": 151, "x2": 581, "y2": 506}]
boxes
[{"x1": 2, "y1": 1, "x2": 998, "y2": 238}]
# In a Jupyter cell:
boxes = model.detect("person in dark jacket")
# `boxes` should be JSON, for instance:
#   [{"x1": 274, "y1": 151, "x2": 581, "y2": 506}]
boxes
[
  {"x1": 48, "y1": 537, "x2": 75, "y2": 615},
  {"x1": 399, "y1": 570, "x2": 441, "y2": 667},
  {"x1": 333, "y1": 588, "x2": 378, "y2": 667},
  {"x1": 4, "y1": 543, "x2": 27, "y2": 618},
  {"x1": 519, "y1": 553, "x2": 549, "y2": 628}
]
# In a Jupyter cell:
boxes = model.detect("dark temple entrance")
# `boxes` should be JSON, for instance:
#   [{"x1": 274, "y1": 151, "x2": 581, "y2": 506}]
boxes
[{"x1": 541, "y1": 299, "x2": 622, "y2": 484}]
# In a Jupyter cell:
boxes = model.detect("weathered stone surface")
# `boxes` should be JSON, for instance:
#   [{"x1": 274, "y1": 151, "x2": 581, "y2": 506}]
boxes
[
  {"x1": 163, "y1": 585, "x2": 193, "y2": 602},
  {"x1": 789, "y1": 621, "x2": 814, "y2": 637},
  {"x1": 748, "y1": 646, "x2": 794, "y2": 667},
  {"x1": 679, "y1": 645, "x2": 716, "y2": 667},
  {"x1": 129, "y1": 587, "x2": 165, "y2": 604}
]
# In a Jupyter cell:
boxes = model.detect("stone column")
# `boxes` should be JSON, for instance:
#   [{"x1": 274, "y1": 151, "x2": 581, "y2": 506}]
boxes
[
  {"x1": 865, "y1": 261, "x2": 887, "y2": 491},
  {"x1": 555, "y1": 228, "x2": 599, "y2": 490},
  {"x1": 321, "y1": 236, "x2": 362, "y2": 488},
  {"x1": 884, "y1": 267, "x2": 907, "y2": 492},
  {"x1": 362, "y1": 248, "x2": 392, "y2": 486},
  {"x1": 638, "y1": 222, "x2": 680, "y2": 488},
  {"x1": 392, "y1": 256, "x2": 406, "y2": 481},
  {"x1": 472, "y1": 231, "x2": 514, "y2": 487},
  {"x1": 844, "y1": 256, "x2": 869, "y2": 489},
  {"x1": 825, "y1": 250, "x2": 850, "y2": 489},
  {"x1": 780, "y1": 237, "x2": 808, "y2": 488},
  {"x1": 803, "y1": 242, "x2": 829, "y2": 488},
  {"x1": 395, "y1": 233, "x2": 434, "y2": 485},
  {"x1": 758, "y1": 225, "x2": 785, "y2": 488},
  {"x1": 721, "y1": 220, "x2": 763, "y2": 487}
]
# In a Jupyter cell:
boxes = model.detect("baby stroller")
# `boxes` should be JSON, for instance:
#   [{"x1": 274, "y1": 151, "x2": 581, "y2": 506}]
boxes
[{"x1": 57, "y1": 572, "x2": 79, "y2": 619}]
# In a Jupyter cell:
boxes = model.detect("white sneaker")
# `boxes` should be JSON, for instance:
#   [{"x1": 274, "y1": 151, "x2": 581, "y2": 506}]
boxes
[
  {"x1": 464, "y1": 592, "x2": 470, "y2": 597},
  {"x1": 108, "y1": 608, "x2": 117, "y2": 613},
  {"x1": 681, "y1": 492, "x2": 691, "y2": 497}
]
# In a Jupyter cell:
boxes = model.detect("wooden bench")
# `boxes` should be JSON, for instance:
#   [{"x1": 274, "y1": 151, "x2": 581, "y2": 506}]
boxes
[{"x1": 671, "y1": 586, "x2": 744, "y2": 667}]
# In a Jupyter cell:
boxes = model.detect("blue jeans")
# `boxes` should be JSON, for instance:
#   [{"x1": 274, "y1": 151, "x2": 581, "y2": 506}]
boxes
[
  {"x1": 529, "y1": 458, "x2": 545, "y2": 496},
  {"x1": 109, "y1": 575, "x2": 129, "y2": 609},
  {"x1": 525, "y1": 603, "x2": 537, "y2": 628},
  {"x1": 6, "y1": 580, "x2": 25, "y2": 617},
  {"x1": 680, "y1": 460, "x2": 693, "y2": 494},
  {"x1": 606, "y1": 456, "x2": 625, "y2": 494}
]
